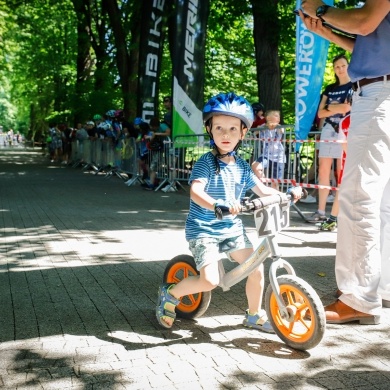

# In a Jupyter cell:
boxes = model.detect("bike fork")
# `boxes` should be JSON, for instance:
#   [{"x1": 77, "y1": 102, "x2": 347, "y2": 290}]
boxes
[{"x1": 268, "y1": 259, "x2": 296, "y2": 319}]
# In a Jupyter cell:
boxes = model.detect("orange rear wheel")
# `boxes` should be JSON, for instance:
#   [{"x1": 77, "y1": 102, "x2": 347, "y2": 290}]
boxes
[{"x1": 163, "y1": 255, "x2": 211, "y2": 319}]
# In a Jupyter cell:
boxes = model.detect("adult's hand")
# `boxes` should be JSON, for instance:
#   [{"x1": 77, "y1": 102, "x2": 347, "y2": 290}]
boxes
[
  {"x1": 298, "y1": 10, "x2": 333, "y2": 40},
  {"x1": 300, "y1": 0, "x2": 325, "y2": 18}
]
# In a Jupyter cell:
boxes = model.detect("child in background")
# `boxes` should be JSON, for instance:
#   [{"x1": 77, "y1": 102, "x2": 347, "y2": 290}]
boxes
[
  {"x1": 251, "y1": 102, "x2": 266, "y2": 129},
  {"x1": 251, "y1": 110, "x2": 285, "y2": 191},
  {"x1": 136, "y1": 122, "x2": 153, "y2": 183},
  {"x1": 155, "y1": 93, "x2": 301, "y2": 332}
]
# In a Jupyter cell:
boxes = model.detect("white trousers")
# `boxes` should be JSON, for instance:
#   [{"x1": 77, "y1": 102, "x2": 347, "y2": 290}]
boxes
[{"x1": 336, "y1": 81, "x2": 390, "y2": 315}]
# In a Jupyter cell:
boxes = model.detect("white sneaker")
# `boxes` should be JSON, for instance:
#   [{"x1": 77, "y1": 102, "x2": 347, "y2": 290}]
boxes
[
  {"x1": 327, "y1": 194, "x2": 335, "y2": 204},
  {"x1": 300, "y1": 194, "x2": 317, "y2": 204}
]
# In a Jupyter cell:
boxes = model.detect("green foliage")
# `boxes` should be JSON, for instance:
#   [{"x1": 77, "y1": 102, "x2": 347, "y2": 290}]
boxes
[
  {"x1": 0, "y1": 0, "x2": 364, "y2": 138},
  {"x1": 204, "y1": 0, "x2": 257, "y2": 102}
]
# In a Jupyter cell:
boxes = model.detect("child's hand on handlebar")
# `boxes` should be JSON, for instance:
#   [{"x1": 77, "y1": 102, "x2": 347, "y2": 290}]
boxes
[
  {"x1": 287, "y1": 186, "x2": 305, "y2": 203},
  {"x1": 214, "y1": 199, "x2": 241, "y2": 219},
  {"x1": 221, "y1": 199, "x2": 241, "y2": 215}
]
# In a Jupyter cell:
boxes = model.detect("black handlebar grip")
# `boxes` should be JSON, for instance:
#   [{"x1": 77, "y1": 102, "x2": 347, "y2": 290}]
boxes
[{"x1": 214, "y1": 205, "x2": 230, "y2": 220}]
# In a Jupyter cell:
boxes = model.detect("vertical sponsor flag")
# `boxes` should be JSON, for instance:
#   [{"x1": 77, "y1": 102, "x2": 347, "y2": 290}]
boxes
[
  {"x1": 295, "y1": 0, "x2": 333, "y2": 149},
  {"x1": 172, "y1": 0, "x2": 210, "y2": 141},
  {"x1": 138, "y1": 0, "x2": 167, "y2": 123}
]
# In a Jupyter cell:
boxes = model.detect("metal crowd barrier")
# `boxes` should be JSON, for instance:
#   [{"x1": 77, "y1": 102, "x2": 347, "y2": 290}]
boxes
[
  {"x1": 66, "y1": 129, "x2": 327, "y2": 194},
  {"x1": 68, "y1": 137, "x2": 140, "y2": 182}
]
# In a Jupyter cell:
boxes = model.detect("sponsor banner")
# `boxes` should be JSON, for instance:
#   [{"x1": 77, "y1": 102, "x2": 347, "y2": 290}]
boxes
[
  {"x1": 295, "y1": 0, "x2": 334, "y2": 149},
  {"x1": 137, "y1": 0, "x2": 166, "y2": 123},
  {"x1": 172, "y1": 0, "x2": 210, "y2": 142},
  {"x1": 173, "y1": 77, "x2": 203, "y2": 143}
]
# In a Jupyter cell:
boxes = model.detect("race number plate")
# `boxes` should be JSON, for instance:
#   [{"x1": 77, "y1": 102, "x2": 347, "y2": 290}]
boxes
[{"x1": 254, "y1": 202, "x2": 290, "y2": 237}]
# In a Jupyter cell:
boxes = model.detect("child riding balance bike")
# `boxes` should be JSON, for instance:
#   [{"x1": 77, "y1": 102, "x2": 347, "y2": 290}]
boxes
[{"x1": 156, "y1": 92, "x2": 325, "y2": 350}]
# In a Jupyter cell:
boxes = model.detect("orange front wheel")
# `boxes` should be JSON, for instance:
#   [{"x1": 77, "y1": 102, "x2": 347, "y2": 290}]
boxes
[
  {"x1": 265, "y1": 275, "x2": 326, "y2": 350},
  {"x1": 163, "y1": 255, "x2": 211, "y2": 319}
]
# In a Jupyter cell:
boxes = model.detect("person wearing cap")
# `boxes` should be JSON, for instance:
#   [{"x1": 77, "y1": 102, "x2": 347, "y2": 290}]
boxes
[
  {"x1": 299, "y1": 0, "x2": 390, "y2": 325},
  {"x1": 86, "y1": 121, "x2": 98, "y2": 140}
]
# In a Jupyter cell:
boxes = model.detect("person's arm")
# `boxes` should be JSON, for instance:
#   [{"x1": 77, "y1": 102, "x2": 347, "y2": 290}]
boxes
[
  {"x1": 298, "y1": 10, "x2": 355, "y2": 52},
  {"x1": 251, "y1": 180, "x2": 281, "y2": 198},
  {"x1": 190, "y1": 180, "x2": 217, "y2": 211},
  {"x1": 300, "y1": 0, "x2": 390, "y2": 36},
  {"x1": 190, "y1": 180, "x2": 242, "y2": 215},
  {"x1": 155, "y1": 125, "x2": 171, "y2": 137},
  {"x1": 317, "y1": 93, "x2": 351, "y2": 119},
  {"x1": 251, "y1": 181, "x2": 303, "y2": 201}
]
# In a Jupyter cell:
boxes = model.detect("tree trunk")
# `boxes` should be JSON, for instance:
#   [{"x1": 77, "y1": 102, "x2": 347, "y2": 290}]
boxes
[
  {"x1": 251, "y1": 0, "x2": 282, "y2": 115},
  {"x1": 70, "y1": 0, "x2": 93, "y2": 124},
  {"x1": 102, "y1": 0, "x2": 141, "y2": 118}
]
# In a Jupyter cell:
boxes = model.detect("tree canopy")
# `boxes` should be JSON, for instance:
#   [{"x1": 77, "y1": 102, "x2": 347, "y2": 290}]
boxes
[{"x1": 0, "y1": 0, "x2": 357, "y2": 140}]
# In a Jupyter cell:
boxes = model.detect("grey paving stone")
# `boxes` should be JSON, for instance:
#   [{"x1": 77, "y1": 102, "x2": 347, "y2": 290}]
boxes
[{"x1": 1, "y1": 148, "x2": 390, "y2": 390}]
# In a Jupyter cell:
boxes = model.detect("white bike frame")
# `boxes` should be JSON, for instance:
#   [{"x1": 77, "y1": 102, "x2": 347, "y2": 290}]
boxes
[{"x1": 217, "y1": 198, "x2": 295, "y2": 321}]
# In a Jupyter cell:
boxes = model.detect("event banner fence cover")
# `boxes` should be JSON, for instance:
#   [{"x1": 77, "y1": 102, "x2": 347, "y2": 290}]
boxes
[
  {"x1": 138, "y1": 0, "x2": 167, "y2": 123},
  {"x1": 172, "y1": 0, "x2": 210, "y2": 141}
]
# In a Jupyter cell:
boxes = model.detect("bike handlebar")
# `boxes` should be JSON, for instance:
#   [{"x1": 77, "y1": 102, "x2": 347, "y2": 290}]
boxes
[{"x1": 215, "y1": 193, "x2": 291, "y2": 221}]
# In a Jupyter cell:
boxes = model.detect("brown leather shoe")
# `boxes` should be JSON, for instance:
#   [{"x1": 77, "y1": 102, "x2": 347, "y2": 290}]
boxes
[{"x1": 325, "y1": 300, "x2": 381, "y2": 325}]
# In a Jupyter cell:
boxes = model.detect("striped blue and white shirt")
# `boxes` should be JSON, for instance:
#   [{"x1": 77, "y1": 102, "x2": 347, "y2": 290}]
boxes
[{"x1": 185, "y1": 152, "x2": 257, "y2": 240}]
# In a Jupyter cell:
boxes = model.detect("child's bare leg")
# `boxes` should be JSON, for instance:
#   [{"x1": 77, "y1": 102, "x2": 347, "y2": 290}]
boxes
[
  {"x1": 231, "y1": 247, "x2": 264, "y2": 313},
  {"x1": 161, "y1": 262, "x2": 220, "y2": 327}
]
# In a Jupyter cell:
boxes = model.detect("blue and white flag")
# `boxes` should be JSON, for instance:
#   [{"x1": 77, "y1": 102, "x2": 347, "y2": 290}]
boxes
[{"x1": 295, "y1": 0, "x2": 333, "y2": 149}]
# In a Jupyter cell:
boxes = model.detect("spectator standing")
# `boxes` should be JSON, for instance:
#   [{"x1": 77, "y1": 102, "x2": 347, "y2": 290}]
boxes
[
  {"x1": 300, "y1": 0, "x2": 390, "y2": 324},
  {"x1": 144, "y1": 116, "x2": 171, "y2": 191},
  {"x1": 86, "y1": 121, "x2": 98, "y2": 140},
  {"x1": 60, "y1": 123, "x2": 73, "y2": 164},
  {"x1": 93, "y1": 114, "x2": 103, "y2": 128},
  {"x1": 251, "y1": 110, "x2": 285, "y2": 191},
  {"x1": 117, "y1": 110, "x2": 138, "y2": 139},
  {"x1": 251, "y1": 102, "x2": 266, "y2": 129},
  {"x1": 307, "y1": 54, "x2": 353, "y2": 223},
  {"x1": 48, "y1": 123, "x2": 62, "y2": 163},
  {"x1": 162, "y1": 96, "x2": 172, "y2": 128},
  {"x1": 134, "y1": 122, "x2": 153, "y2": 185},
  {"x1": 319, "y1": 112, "x2": 351, "y2": 231}
]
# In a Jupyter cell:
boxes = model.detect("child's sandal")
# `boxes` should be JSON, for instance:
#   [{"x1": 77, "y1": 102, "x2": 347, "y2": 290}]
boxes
[
  {"x1": 242, "y1": 309, "x2": 275, "y2": 334},
  {"x1": 156, "y1": 283, "x2": 180, "y2": 329}
]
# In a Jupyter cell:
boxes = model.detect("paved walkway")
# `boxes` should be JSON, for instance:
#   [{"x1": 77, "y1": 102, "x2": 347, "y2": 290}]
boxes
[{"x1": 0, "y1": 146, "x2": 389, "y2": 390}]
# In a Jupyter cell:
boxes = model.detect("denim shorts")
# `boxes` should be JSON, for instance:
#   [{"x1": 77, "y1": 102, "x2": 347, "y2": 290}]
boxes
[
  {"x1": 319, "y1": 123, "x2": 343, "y2": 159},
  {"x1": 188, "y1": 233, "x2": 253, "y2": 270}
]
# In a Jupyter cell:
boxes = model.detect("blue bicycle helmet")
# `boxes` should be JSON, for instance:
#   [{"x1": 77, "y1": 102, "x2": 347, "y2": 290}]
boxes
[
  {"x1": 106, "y1": 110, "x2": 116, "y2": 118},
  {"x1": 203, "y1": 93, "x2": 254, "y2": 174},
  {"x1": 203, "y1": 92, "x2": 254, "y2": 129},
  {"x1": 134, "y1": 117, "x2": 143, "y2": 125}
]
